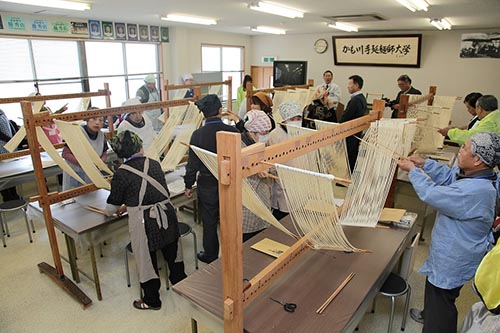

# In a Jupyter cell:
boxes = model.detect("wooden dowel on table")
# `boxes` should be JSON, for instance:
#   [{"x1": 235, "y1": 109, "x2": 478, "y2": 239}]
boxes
[
  {"x1": 84, "y1": 205, "x2": 107, "y2": 216},
  {"x1": 316, "y1": 272, "x2": 355, "y2": 314}
]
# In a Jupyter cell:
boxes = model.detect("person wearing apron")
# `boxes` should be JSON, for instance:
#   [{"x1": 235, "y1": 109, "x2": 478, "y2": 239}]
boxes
[
  {"x1": 106, "y1": 130, "x2": 186, "y2": 310},
  {"x1": 62, "y1": 116, "x2": 108, "y2": 191}
]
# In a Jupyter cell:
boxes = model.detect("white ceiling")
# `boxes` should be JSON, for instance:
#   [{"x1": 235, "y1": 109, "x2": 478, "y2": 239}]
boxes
[{"x1": 1, "y1": 0, "x2": 500, "y2": 35}]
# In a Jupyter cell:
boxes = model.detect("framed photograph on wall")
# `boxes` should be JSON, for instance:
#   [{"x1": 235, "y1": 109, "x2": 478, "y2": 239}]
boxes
[
  {"x1": 139, "y1": 25, "x2": 149, "y2": 42},
  {"x1": 160, "y1": 27, "x2": 169, "y2": 43},
  {"x1": 150, "y1": 26, "x2": 159, "y2": 42},
  {"x1": 127, "y1": 23, "x2": 138, "y2": 41},
  {"x1": 102, "y1": 21, "x2": 114, "y2": 39},
  {"x1": 115, "y1": 22, "x2": 126, "y2": 40},
  {"x1": 332, "y1": 34, "x2": 422, "y2": 68},
  {"x1": 88, "y1": 20, "x2": 102, "y2": 39}
]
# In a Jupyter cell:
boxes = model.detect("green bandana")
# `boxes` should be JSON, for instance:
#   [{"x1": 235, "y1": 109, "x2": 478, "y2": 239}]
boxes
[{"x1": 109, "y1": 130, "x2": 143, "y2": 158}]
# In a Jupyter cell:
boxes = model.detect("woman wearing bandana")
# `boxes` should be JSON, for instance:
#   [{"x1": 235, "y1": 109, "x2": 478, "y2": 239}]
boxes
[{"x1": 105, "y1": 130, "x2": 186, "y2": 310}]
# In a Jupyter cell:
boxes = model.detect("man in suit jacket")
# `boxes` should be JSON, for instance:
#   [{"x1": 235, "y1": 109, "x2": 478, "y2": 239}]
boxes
[
  {"x1": 391, "y1": 74, "x2": 422, "y2": 118},
  {"x1": 340, "y1": 75, "x2": 367, "y2": 172}
]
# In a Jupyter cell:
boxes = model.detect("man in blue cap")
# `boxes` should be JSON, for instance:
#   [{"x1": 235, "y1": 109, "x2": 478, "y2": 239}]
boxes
[{"x1": 184, "y1": 94, "x2": 239, "y2": 264}]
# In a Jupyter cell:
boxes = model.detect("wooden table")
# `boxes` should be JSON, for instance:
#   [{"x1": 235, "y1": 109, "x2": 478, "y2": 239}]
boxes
[
  {"x1": 0, "y1": 152, "x2": 60, "y2": 191},
  {"x1": 30, "y1": 166, "x2": 196, "y2": 301},
  {"x1": 0, "y1": 149, "x2": 119, "y2": 192},
  {"x1": 173, "y1": 215, "x2": 418, "y2": 333}
]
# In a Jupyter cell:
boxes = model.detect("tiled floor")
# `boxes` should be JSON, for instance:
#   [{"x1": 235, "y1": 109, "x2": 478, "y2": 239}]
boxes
[{"x1": 0, "y1": 180, "x2": 478, "y2": 332}]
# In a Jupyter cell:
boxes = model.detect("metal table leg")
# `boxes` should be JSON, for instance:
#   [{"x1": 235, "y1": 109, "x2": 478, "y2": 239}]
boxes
[
  {"x1": 191, "y1": 318, "x2": 198, "y2": 333},
  {"x1": 87, "y1": 234, "x2": 102, "y2": 301},
  {"x1": 64, "y1": 234, "x2": 80, "y2": 283}
]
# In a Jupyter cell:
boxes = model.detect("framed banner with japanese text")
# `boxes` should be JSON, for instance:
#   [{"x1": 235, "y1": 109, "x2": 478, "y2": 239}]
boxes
[{"x1": 333, "y1": 34, "x2": 422, "y2": 68}]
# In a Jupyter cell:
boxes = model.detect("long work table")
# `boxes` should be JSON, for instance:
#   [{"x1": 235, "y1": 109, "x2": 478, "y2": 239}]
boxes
[
  {"x1": 30, "y1": 165, "x2": 196, "y2": 301},
  {"x1": 172, "y1": 215, "x2": 418, "y2": 332},
  {"x1": 0, "y1": 149, "x2": 119, "y2": 192},
  {"x1": 0, "y1": 152, "x2": 60, "y2": 191}
]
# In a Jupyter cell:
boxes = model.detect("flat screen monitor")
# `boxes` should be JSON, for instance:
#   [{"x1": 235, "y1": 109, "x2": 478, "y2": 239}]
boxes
[{"x1": 273, "y1": 61, "x2": 307, "y2": 87}]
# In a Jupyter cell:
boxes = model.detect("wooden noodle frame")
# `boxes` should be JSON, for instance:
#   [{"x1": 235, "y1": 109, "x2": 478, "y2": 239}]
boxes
[
  {"x1": 217, "y1": 99, "x2": 384, "y2": 332},
  {"x1": 21, "y1": 96, "x2": 193, "y2": 307},
  {"x1": 0, "y1": 84, "x2": 112, "y2": 161},
  {"x1": 163, "y1": 78, "x2": 233, "y2": 122},
  {"x1": 245, "y1": 80, "x2": 315, "y2": 112},
  {"x1": 385, "y1": 85, "x2": 437, "y2": 207}
]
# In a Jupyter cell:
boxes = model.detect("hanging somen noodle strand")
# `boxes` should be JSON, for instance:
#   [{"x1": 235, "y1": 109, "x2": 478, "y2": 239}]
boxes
[
  {"x1": 188, "y1": 145, "x2": 297, "y2": 239},
  {"x1": 161, "y1": 102, "x2": 204, "y2": 171}
]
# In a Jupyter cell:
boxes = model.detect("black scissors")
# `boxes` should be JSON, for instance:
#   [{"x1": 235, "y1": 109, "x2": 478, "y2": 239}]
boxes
[{"x1": 269, "y1": 297, "x2": 297, "y2": 313}]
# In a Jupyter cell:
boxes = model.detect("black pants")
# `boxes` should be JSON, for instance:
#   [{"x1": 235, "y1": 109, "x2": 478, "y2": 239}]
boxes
[
  {"x1": 423, "y1": 278, "x2": 462, "y2": 333},
  {"x1": 346, "y1": 136, "x2": 360, "y2": 173},
  {"x1": 242, "y1": 228, "x2": 265, "y2": 243},
  {"x1": 0, "y1": 187, "x2": 20, "y2": 202},
  {"x1": 197, "y1": 180, "x2": 220, "y2": 259},
  {"x1": 140, "y1": 240, "x2": 187, "y2": 308},
  {"x1": 272, "y1": 208, "x2": 289, "y2": 221}
]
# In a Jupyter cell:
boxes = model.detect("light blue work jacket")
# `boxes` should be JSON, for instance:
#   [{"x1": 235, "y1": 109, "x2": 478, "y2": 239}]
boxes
[{"x1": 408, "y1": 159, "x2": 496, "y2": 289}]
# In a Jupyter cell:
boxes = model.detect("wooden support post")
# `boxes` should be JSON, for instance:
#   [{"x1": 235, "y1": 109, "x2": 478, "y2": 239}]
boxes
[
  {"x1": 398, "y1": 94, "x2": 409, "y2": 119},
  {"x1": 103, "y1": 83, "x2": 114, "y2": 135},
  {"x1": 162, "y1": 79, "x2": 169, "y2": 122},
  {"x1": 21, "y1": 101, "x2": 92, "y2": 307},
  {"x1": 245, "y1": 80, "x2": 253, "y2": 112},
  {"x1": 193, "y1": 86, "x2": 202, "y2": 101},
  {"x1": 217, "y1": 131, "x2": 244, "y2": 333},
  {"x1": 227, "y1": 76, "x2": 232, "y2": 113},
  {"x1": 428, "y1": 86, "x2": 437, "y2": 106}
]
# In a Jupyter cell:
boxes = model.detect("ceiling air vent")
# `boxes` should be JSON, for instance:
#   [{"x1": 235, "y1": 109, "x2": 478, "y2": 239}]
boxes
[{"x1": 322, "y1": 14, "x2": 386, "y2": 22}]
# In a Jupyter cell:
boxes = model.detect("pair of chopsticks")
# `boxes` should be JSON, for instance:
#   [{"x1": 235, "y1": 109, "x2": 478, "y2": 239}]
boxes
[
  {"x1": 84, "y1": 205, "x2": 107, "y2": 216},
  {"x1": 316, "y1": 272, "x2": 356, "y2": 314}
]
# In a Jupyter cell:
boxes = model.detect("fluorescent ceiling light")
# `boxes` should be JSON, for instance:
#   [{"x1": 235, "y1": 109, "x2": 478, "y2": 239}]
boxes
[
  {"x1": 396, "y1": 0, "x2": 429, "y2": 12},
  {"x1": 161, "y1": 14, "x2": 217, "y2": 25},
  {"x1": 327, "y1": 22, "x2": 358, "y2": 32},
  {"x1": 0, "y1": 0, "x2": 90, "y2": 10},
  {"x1": 249, "y1": 1, "x2": 304, "y2": 18},
  {"x1": 251, "y1": 26, "x2": 286, "y2": 35},
  {"x1": 430, "y1": 18, "x2": 452, "y2": 30}
]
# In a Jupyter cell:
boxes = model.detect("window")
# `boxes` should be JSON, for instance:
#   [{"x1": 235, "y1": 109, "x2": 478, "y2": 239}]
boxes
[
  {"x1": 32, "y1": 39, "x2": 82, "y2": 112},
  {"x1": 86, "y1": 42, "x2": 127, "y2": 106},
  {"x1": 85, "y1": 41, "x2": 159, "y2": 105},
  {"x1": 0, "y1": 37, "x2": 160, "y2": 119},
  {"x1": 0, "y1": 38, "x2": 34, "y2": 119},
  {"x1": 201, "y1": 44, "x2": 243, "y2": 101},
  {"x1": 125, "y1": 43, "x2": 158, "y2": 98}
]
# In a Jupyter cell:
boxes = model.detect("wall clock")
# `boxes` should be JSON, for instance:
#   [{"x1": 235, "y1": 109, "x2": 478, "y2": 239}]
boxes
[{"x1": 314, "y1": 38, "x2": 328, "y2": 54}]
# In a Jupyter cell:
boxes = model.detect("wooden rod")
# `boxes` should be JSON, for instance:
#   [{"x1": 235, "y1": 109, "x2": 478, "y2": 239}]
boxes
[
  {"x1": 103, "y1": 82, "x2": 114, "y2": 135},
  {"x1": 316, "y1": 272, "x2": 355, "y2": 314},
  {"x1": 21, "y1": 101, "x2": 64, "y2": 276},
  {"x1": 242, "y1": 111, "x2": 381, "y2": 178},
  {"x1": 0, "y1": 90, "x2": 110, "y2": 104},
  {"x1": 84, "y1": 205, "x2": 107, "y2": 216},
  {"x1": 164, "y1": 79, "x2": 231, "y2": 91},
  {"x1": 227, "y1": 76, "x2": 233, "y2": 113},
  {"x1": 30, "y1": 99, "x2": 192, "y2": 126},
  {"x1": 0, "y1": 143, "x2": 65, "y2": 161}
]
